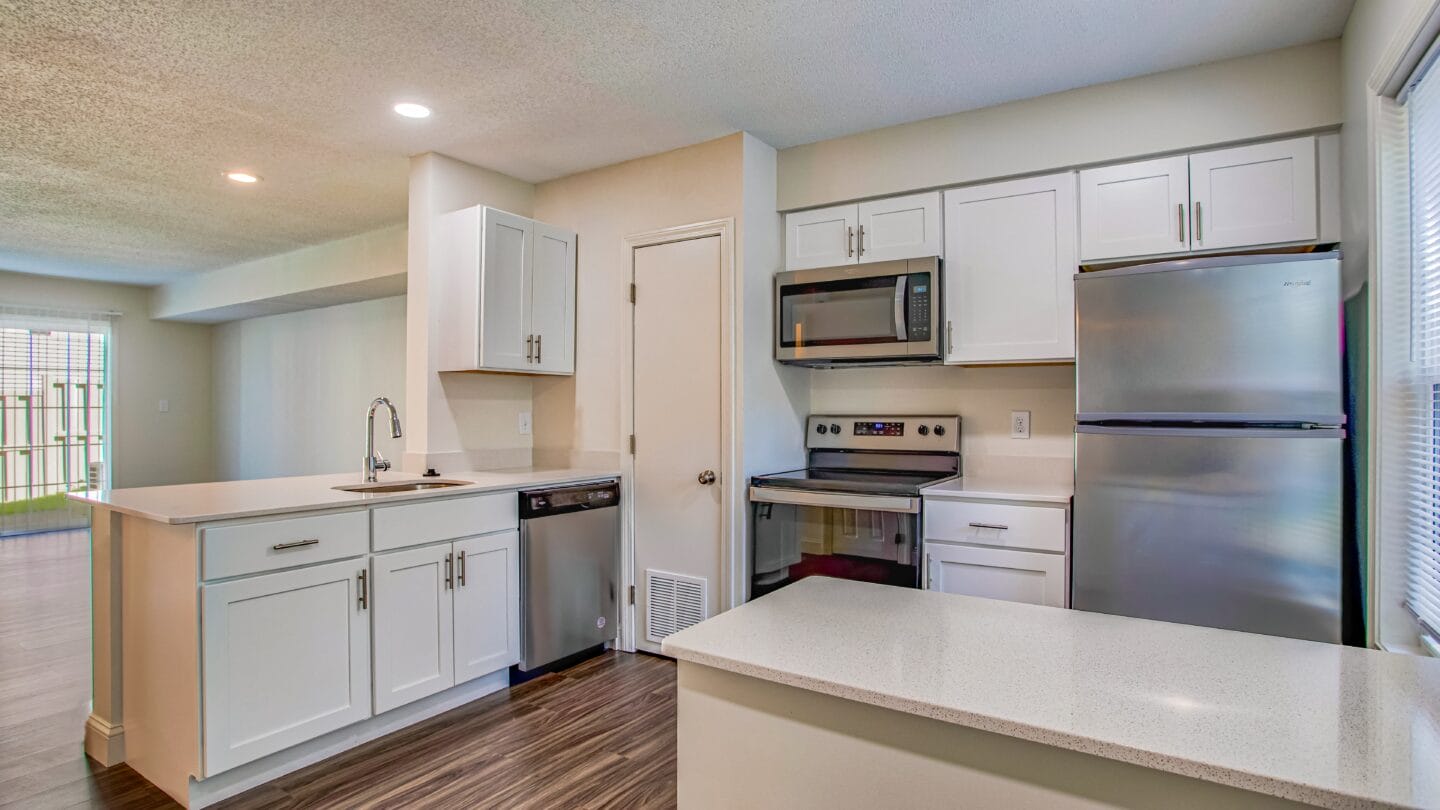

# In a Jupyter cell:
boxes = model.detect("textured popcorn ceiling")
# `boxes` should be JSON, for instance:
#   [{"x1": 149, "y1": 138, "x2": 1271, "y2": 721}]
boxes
[{"x1": 1, "y1": 0, "x2": 1352, "y2": 285}]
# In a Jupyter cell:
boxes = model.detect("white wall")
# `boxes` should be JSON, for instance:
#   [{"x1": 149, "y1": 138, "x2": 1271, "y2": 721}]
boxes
[
  {"x1": 777, "y1": 39, "x2": 1342, "y2": 212},
  {"x1": 211, "y1": 296, "x2": 407, "y2": 480},
  {"x1": 0, "y1": 270, "x2": 213, "y2": 488},
  {"x1": 404, "y1": 152, "x2": 537, "y2": 473}
]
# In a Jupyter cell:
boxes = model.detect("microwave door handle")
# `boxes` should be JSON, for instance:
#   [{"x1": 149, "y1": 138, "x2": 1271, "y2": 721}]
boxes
[{"x1": 894, "y1": 276, "x2": 908, "y2": 341}]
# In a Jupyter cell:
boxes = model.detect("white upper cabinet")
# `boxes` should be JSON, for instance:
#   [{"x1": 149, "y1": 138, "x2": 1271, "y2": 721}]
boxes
[
  {"x1": 785, "y1": 203, "x2": 859, "y2": 270},
  {"x1": 856, "y1": 192, "x2": 942, "y2": 263},
  {"x1": 784, "y1": 192, "x2": 941, "y2": 270},
  {"x1": 1078, "y1": 156, "x2": 1190, "y2": 262},
  {"x1": 1079, "y1": 135, "x2": 1322, "y2": 263},
  {"x1": 1189, "y1": 137, "x2": 1317, "y2": 252},
  {"x1": 437, "y1": 205, "x2": 577, "y2": 375},
  {"x1": 943, "y1": 173, "x2": 1077, "y2": 364}
]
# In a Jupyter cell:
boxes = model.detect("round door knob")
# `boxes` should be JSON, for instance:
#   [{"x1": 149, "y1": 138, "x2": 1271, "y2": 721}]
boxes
[{"x1": 698, "y1": 470, "x2": 717, "y2": 485}]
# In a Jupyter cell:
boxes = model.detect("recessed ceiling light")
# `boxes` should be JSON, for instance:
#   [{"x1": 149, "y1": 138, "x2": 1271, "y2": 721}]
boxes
[
  {"x1": 224, "y1": 171, "x2": 260, "y2": 184},
  {"x1": 393, "y1": 102, "x2": 431, "y2": 119}
]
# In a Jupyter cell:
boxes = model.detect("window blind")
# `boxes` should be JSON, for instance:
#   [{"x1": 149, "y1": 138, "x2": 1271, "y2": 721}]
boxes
[{"x1": 1404, "y1": 54, "x2": 1440, "y2": 647}]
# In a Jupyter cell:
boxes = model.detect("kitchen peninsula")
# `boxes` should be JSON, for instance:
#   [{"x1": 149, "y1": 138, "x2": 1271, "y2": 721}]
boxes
[
  {"x1": 71, "y1": 467, "x2": 618, "y2": 808},
  {"x1": 663, "y1": 577, "x2": 1440, "y2": 810}
]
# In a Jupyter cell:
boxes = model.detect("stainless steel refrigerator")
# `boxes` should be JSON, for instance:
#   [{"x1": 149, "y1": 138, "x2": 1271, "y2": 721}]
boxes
[{"x1": 1071, "y1": 252, "x2": 1346, "y2": 644}]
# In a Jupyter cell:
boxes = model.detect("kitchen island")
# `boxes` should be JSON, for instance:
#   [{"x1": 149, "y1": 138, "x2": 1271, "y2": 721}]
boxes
[
  {"x1": 662, "y1": 577, "x2": 1440, "y2": 810},
  {"x1": 71, "y1": 466, "x2": 617, "y2": 808}
]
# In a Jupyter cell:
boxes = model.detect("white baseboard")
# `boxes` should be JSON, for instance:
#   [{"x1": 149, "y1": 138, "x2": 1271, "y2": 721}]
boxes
[
  {"x1": 84, "y1": 714, "x2": 125, "y2": 767},
  {"x1": 188, "y1": 670, "x2": 510, "y2": 808}
]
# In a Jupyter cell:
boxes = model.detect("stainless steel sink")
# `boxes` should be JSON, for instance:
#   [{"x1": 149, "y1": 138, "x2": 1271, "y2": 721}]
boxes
[{"x1": 333, "y1": 480, "x2": 469, "y2": 494}]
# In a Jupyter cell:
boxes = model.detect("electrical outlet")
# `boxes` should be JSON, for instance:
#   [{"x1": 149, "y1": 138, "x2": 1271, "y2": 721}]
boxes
[
  {"x1": 518, "y1": 411, "x2": 532, "y2": 436},
  {"x1": 158, "y1": 399, "x2": 169, "y2": 414},
  {"x1": 1010, "y1": 410, "x2": 1030, "y2": 439}
]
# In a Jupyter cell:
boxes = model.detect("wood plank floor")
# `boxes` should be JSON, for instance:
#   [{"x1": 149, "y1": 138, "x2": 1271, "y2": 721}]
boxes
[{"x1": 0, "y1": 529, "x2": 678, "y2": 809}]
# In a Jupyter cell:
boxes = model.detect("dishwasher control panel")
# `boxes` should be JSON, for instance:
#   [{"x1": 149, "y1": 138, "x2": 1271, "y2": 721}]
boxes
[{"x1": 520, "y1": 480, "x2": 620, "y2": 519}]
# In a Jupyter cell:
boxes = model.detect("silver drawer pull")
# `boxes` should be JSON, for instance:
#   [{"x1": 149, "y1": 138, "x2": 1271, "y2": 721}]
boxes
[
  {"x1": 272, "y1": 538, "x2": 320, "y2": 551},
  {"x1": 968, "y1": 522, "x2": 1009, "y2": 531}
]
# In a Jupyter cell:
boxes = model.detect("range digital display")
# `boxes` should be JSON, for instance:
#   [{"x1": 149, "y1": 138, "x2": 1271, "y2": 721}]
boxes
[{"x1": 854, "y1": 421, "x2": 904, "y2": 437}]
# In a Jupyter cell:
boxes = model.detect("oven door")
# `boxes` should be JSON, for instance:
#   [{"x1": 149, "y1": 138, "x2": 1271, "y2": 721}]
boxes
[
  {"x1": 750, "y1": 490, "x2": 921, "y2": 597},
  {"x1": 775, "y1": 258, "x2": 938, "y2": 364}
]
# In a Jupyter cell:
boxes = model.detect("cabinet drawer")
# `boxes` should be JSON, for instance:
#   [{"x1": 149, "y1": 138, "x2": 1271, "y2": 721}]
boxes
[
  {"x1": 372, "y1": 493, "x2": 518, "y2": 552},
  {"x1": 926, "y1": 543, "x2": 1067, "y2": 608},
  {"x1": 202, "y1": 510, "x2": 369, "y2": 581},
  {"x1": 924, "y1": 499, "x2": 1066, "y2": 553}
]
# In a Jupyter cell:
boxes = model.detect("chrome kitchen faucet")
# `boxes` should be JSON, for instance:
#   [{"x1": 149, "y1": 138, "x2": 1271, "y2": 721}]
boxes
[{"x1": 364, "y1": 396, "x2": 403, "y2": 482}]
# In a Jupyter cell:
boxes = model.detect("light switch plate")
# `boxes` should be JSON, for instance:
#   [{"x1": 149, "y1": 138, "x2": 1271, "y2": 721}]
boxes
[
  {"x1": 518, "y1": 411, "x2": 532, "y2": 436},
  {"x1": 1010, "y1": 410, "x2": 1030, "y2": 439}
]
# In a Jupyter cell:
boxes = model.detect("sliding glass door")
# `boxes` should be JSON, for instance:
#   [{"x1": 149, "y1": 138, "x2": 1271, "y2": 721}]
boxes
[{"x1": 0, "y1": 310, "x2": 110, "y2": 537}]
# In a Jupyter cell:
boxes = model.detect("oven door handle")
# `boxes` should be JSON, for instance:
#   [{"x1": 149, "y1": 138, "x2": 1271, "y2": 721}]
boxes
[
  {"x1": 748, "y1": 486, "x2": 919, "y2": 514},
  {"x1": 893, "y1": 275, "x2": 908, "y2": 342}
]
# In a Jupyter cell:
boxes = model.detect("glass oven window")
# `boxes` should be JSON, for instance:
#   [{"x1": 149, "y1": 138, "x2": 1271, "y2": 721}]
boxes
[{"x1": 780, "y1": 275, "x2": 903, "y2": 347}]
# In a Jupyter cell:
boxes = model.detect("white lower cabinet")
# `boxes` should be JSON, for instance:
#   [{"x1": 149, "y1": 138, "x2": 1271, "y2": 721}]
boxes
[
  {"x1": 372, "y1": 544, "x2": 456, "y2": 714},
  {"x1": 373, "y1": 529, "x2": 521, "y2": 713},
  {"x1": 925, "y1": 542, "x2": 1066, "y2": 608},
  {"x1": 200, "y1": 558, "x2": 372, "y2": 776}
]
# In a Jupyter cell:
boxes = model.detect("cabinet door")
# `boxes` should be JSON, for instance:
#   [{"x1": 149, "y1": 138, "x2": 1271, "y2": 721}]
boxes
[
  {"x1": 529, "y1": 222, "x2": 577, "y2": 375},
  {"x1": 925, "y1": 543, "x2": 1066, "y2": 607},
  {"x1": 480, "y1": 207, "x2": 534, "y2": 371},
  {"x1": 372, "y1": 545, "x2": 455, "y2": 713},
  {"x1": 1189, "y1": 136, "x2": 1317, "y2": 251},
  {"x1": 943, "y1": 173, "x2": 1077, "y2": 363},
  {"x1": 201, "y1": 559, "x2": 371, "y2": 775},
  {"x1": 453, "y1": 530, "x2": 520, "y2": 683},
  {"x1": 857, "y1": 191, "x2": 942, "y2": 263},
  {"x1": 785, "y1": 204, "x2": 858, "y2": 270},
  {"x1": 1078, "y1": 156, "x2": 1190, "y2": 262}
]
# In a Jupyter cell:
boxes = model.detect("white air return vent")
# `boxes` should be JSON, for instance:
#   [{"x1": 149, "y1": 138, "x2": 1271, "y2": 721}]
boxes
[{"x1": 645, "y1": 569, "x2": 707, "y2": 644}]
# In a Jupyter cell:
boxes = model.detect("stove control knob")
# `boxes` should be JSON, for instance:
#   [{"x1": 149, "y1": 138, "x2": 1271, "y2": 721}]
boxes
[
  {"x1": 933, "y1": 424, "x2": 946, "y2": 436},
  {"x1": 829, "y1": 423, "x2": 841, "y2": 434},
  {"x1": 917, "y1": 425, "x2": 929, "y2": 436},
  {"x1": 816, "y1": 424, "x2": 827, "y2": 435}
]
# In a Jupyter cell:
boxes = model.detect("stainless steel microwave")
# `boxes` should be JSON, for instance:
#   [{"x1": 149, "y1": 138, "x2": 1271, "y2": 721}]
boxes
[{"x1": 774, "y1": 257, "x2": 942, "y2": 367}]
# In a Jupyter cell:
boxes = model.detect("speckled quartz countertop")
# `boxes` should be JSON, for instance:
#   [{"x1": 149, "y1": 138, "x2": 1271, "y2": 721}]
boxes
[
  {"x1": 921, "y1": 475, "x2": 1073, "y2": 504},
  {"x1": 662, "y1": 577, "x2": 1440, "y2": 810},
  {"x1": 69, "y1": 467, "x2": 619, "y2": 524}
]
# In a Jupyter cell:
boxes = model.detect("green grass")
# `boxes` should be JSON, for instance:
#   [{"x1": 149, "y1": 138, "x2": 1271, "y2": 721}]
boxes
[{"x1": 0, "y1": 492, "x2": 77, "y2": 516}]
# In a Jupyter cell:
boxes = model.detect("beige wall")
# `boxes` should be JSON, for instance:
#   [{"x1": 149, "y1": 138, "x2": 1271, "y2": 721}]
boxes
[
  {"x1": 531, "y1": 134, "x2": 746, "y2": 465},
  {"x1": 0, "y1": 271, "x2": 213, "y2": 488},
  {"x1": 777, "y1": 39, "x2": 1342, "y2": 212},
  {"x1": 211, "y1": 296, "x2": 407, "y2": 481}
]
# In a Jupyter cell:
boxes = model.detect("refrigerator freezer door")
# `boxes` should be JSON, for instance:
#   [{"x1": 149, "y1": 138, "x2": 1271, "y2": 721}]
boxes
[
  {"x1": 1072, "y1": 426, "x2": 1343, "y2": 643},
  {"x1": 1075, "y1": 254, "x2": 1342, "y2": 422}
]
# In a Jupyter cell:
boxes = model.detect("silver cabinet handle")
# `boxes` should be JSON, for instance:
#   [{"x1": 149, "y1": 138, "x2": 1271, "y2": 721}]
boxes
[
  {"x1": 526, "y1": 334, "x2": 534, "y2": 363},
  {"x1": 968, "y1": 522, "x2": 1009, "y2": 530},
  {"x1": 457, "y1": 550, "x2": 467, "y2": 587},
  {"x1": 272, "y1": 538, "x2": 319, "y2": 551},
  {"x1": 698, "y1": 470, "x2": 717, "y2": 485},
  {"x1": 444, "y1": 552, "x2": 454, "y2": 590},
  {"x1": 893, "y1": 275, "x2": 908, "y2": 341},
  {"x1": 858, "y1": 224, "x2": 866, "y2": 256},
  {"x1": 1177, "y1": 203, "x2": 1185, "y2": 243},
  {"x1": 1194, "y1": 201, "x2": 1203, "y2": 244},
  {"x1": 536, "y1": 334, "x2": 542, "y2": 364},
  {"x1": 357, "y1": 569, "x2": 368, "y2": 610},
  {"x1": 847, "y1": 226, "x2": 855, "y2": 258}
]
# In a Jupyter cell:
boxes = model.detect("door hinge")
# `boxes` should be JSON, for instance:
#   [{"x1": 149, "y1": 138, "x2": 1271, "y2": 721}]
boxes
[
  {"x1": 629, "y1": 283, "x2": 636, "y2": 304},
  {"x1": 628, "y1": 434, "x2": 636, "y2": 454},
  {"x1": 628, "y1": 584, "x2": 636, "y2": 605}
]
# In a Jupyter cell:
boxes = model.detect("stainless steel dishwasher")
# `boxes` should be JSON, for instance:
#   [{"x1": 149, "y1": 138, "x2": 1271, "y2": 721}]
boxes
[{"x1": 517, "y1": 479, "x2": 621, "y2": 671}]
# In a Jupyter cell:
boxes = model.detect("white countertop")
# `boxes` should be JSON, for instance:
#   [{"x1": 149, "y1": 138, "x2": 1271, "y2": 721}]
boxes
[
  {"x1": 69, "y1": 467, "x2": 619, "y2": 524},
  {"x1": 921, "y1": 475, "x2": 1073, "y2": 504},
  {"x1": 662, "y1": 577, "x2": 1440, "y2": 810}
]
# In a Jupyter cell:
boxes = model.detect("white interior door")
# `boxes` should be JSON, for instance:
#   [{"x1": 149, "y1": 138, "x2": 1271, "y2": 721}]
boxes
[
  {"x1": 857, "y1": 191, "x2": 942, "y2": 263},
  {"x1": 200, "y1": 559, "x2": 371, "y2": 775},
  {"x1": 785, "y1": 204, "x2": 857, "y2": 270},
  {"x1": 1189, "y1": 136, "x2": 1317, "y2": 251},
  {"x1": 1078, "y1": 156, "x2": 1190, "y2": 262},
  {"x1": 480, "y1": 207, "x2": 534, "y2": 371},
  {"x1": 943, "y1": 172, "x2": 1077, "y2": 363},
  {"x1": 453, "y1": 530, "x2": 521, "y2": 683},
  {"x1": 925, "y1": 542, "x2": 1066, "y2": 607},
  {"x1": 371, "y1": 544, "x2": 455, "y2": 713},
  {"x1": 529, "y1": 222, "x2": 577, "y2": 374},
  {"x1": 632, "y1": 235, "x2": 724, "y2": 653}
]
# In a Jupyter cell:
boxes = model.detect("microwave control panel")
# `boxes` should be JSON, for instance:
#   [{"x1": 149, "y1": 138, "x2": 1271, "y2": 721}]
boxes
[{"x1": 907, "y1": 273, "x2": 932, "y2": 340}]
